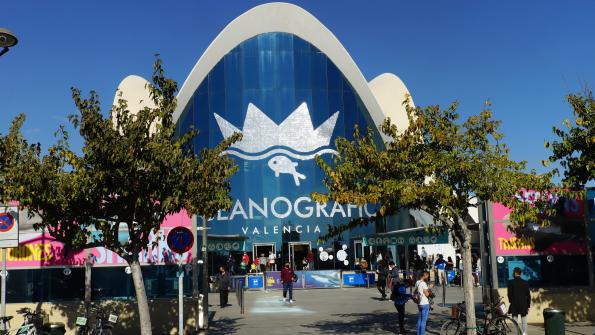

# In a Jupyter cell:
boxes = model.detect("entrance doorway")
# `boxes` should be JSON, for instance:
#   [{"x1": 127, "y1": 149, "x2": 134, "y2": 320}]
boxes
[
  {"x1": 289, "y1": 242, "x2": 310, "y2": 270},
  {"x1": 253, "y1": 243, "x2": 276, "y2": 271}
]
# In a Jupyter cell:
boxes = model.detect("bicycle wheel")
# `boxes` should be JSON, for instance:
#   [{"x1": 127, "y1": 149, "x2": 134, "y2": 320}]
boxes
[
  {"x1": 441, "y1": 319, "x2": 465, "y2": 335},
  {"x1": 486, "y1": 316, "x2": 521, "y2": 335}
]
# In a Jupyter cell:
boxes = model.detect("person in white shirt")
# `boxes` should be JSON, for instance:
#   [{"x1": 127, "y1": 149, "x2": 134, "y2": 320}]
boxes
[
  {"x1": 268, "y1": 251, "x2": 276, "y2": 271},
  {"x1": 420, "y1": 247, "x2": 428, "y2": 263},
  {"x1": 415, "y1": 271, "x2": 433, "y2": 335}
]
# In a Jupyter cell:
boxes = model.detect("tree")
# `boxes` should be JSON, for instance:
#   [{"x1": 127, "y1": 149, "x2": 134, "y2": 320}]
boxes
[
  {"x1": 0, "y1": 115, "x2": 40, "y2": 205},
  {"x1": 543, "y1": 90, "x2": 595, "y2": 286},
  {"x1": 312, "y1": 96, "x2": 549, "y2": 335},
  {"x1": 544, "y1": 90, "x2": 594, "y2": 188},
  {"x1": 16, "y1": 59, "x2": 240, "y2": 335}
]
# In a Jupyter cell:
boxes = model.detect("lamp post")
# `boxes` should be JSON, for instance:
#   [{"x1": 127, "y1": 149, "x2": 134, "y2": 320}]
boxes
[
  {"x1": 0, "y1": 28, "x2": 18, "y2": 57},
  {"x1": 198, "y1": 217, "x2": 209, "y2": 330}
]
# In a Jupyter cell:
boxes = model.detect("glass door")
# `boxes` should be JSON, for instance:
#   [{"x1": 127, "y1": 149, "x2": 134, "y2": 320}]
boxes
[
  {"x1": 253, "y1": 243, "x2": 276, "y2": 271},
  {"x1": 289, "y1": 242, "x2": 311, "y2": 270}
]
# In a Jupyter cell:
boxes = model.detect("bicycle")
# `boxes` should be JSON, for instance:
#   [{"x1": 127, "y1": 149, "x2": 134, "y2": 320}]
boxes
[
  {"x1": 75, "y1": 306, "x2": 118, "y2": 335},
  {"x1": 440, "y1": 297, "x2": 521, "y2": 335},
  {"x1": 14, "y1": 308, "x2": 46, "y2": 335},
  {"x1": 0, "y1": 315, "x2": 14, "y2": 335}
]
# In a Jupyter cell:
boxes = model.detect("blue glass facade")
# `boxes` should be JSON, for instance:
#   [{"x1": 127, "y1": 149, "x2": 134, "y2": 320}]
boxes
[{"x1": 176, "y1": 33, "x2": 382, "y2": 253}]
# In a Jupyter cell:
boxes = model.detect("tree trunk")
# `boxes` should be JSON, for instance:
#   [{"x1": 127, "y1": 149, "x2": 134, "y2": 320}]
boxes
[
  {"x1": 130, "y1": 259, "x2": 153, "y2": 335},
  {"x1": 461, "y1": 238, "x2": 477, "y2": 335}
]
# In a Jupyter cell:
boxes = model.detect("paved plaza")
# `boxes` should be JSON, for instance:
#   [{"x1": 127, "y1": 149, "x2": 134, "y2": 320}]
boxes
[{"x1": 206, "y1": 287, "x2": 594, "y2": 335}]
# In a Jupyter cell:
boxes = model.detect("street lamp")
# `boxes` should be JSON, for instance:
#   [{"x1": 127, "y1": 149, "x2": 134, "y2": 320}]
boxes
[
  {"x1": 0, "y1": 28, "x2": 18, "y2": 57},
  {"x1": 197, "y1": 221, "x2": 210, "y2": 330}
]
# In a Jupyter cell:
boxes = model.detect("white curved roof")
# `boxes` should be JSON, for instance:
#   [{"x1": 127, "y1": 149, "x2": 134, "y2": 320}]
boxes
[
  {"x1": 368, "y1": 73, "x2": 414, "y2": 134},
  {"x1": 173, "y1": 2, "x2": 406, "y2": 130}
]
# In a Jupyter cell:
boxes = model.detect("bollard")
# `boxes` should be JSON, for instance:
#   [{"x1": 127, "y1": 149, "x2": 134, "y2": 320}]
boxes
[
  {"x1": 198, "y1": 294, "x2": 205, "y2": 329},
  {"x1": 543, "y1": 308, "x2": 565, "y2": 335}
]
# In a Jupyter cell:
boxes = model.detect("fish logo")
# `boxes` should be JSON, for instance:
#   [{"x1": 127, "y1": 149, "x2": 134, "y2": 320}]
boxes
[
  {"x1": 214, "y1": 103, "x2": 339, "y2": 186},
  {"x1": 268, "y1": 156, "x2": 307, "y2": 186}
]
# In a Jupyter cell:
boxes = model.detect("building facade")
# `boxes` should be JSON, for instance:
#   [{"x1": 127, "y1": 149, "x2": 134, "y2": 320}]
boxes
[
  {"x1": 172, "y1": 3, "x2": 415, "y2": 269},
  {"x1": 3, "y1": 3, "x2": 416, "y2": 305}
]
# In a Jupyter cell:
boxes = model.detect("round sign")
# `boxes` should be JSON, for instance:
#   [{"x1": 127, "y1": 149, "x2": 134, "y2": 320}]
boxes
[
  {"x1": 546, "y1": 255, "x2": 554, "y2": 263},
  {"x1": 0, "y1": 212, "x2": 15, "y2": 232},
  {"x1": 124, "y1": 266, "x2": 132, "y2": 274},
  {"x1": 328, "y1": 254, "x2": 334, "y2": 260},
  {"x1": 337, "y1": 250, "x2": 347, "y2": 262},
  {"x1": 63, "y1": 268, "x2": 72, "y2": 276},
  {"x1": 167, "y1": 226, "x2": 194, "y2": 254},
  {"x1": 343, "y1": 260, "x2": 349, "y2": 266},
  {"x1": 319, "y1": 251, "x2": 329, "y2": 261},
  {"x1": 341, "y1": 244, "x2": 348, "y2": 251},
  {"x1": 497, "y1": 256, "x2": 504, "y2": 264}
]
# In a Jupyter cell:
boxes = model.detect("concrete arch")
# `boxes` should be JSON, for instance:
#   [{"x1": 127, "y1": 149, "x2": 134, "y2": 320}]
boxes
[{"x1": 173, "y1": 2, "x2": 389, "y2": 129}]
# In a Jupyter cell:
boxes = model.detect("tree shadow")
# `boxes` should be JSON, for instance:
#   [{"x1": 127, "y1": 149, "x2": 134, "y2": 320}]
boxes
[
  {"x1": 24, "y1": 298, "x2": 200, "y2": 334},
  {"x1": 301, "y1": 310, "x2": 450, "y2": 335},
  {"x1": 528, "y1": 287, "x2": 594, "y2": 322},
  {"x1": 204, "y1": 317, "x2": 243, "y2": 335}
]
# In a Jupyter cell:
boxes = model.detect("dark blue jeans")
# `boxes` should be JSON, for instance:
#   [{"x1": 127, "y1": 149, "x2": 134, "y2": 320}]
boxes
[
  {"x1": 283, "y1": 282, "x2": 293, "y2": 300},
  {"x1": 417, "y1": 304, "x2": 430, "y2": 335}
]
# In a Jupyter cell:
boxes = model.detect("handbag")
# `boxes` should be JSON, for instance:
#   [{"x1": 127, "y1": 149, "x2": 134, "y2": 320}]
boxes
[
  {"x1": 292, "y1": 273, "x2": 298, "y2": 282},
  {"x1": 411, "y1": 282, "x2": 421, "y2": 304}
]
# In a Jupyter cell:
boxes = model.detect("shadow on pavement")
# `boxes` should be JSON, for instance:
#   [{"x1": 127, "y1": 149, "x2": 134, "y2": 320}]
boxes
[
  {"x1": 300, "y1": 311, "x2": 451, "y2": 335},
  {"x1": 200, "y1": 317, "x2": 243, "y2": 335}
]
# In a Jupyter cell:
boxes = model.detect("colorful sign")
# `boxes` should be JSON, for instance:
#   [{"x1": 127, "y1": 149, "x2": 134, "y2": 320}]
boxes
[
  {"x1": 247, "y1": 275, "x2": 263, "y2": 289},
  {"x1": 0, "y1": 211, "x2": 194, "y2": 269},
  {"x1": 492, "y1": 201, "x2": 588, "y2": 256},
  {"x1": 265, "y1": 271, "x2": 283, "y2": 289},
  {"x1": 167, "y1": 226, "x2": 194, "y2": 254},
  {"x1": 342, "y1": 272, "x2": 374, "y2": 286},
  {"x1": 0, "y1": 206, "x2": 19, "y2": 248},
  {"x1": 303, "y1": 270, "x2": 341, "y2": 288},
  {"x1": 364, "y1": 229, "x2": 449, "y2": 247}
]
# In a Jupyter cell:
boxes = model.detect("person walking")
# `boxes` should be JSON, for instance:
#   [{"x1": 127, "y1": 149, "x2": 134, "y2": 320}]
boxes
[
  {"x1": 226, "y1": 254, "x2": 236, "y2": 276},
  {"x1": 391, "y1": 273, "x2": 411, "y2": 334},
  {"x1": 507, "y1": 267, "x2": 530, "y2": 335},
  {"x1": 281, "y1": 262, "x2": 295, "y2": 303},
  {"x1": 376, "y1": 260, "x2": 388, "y2": 299},
  {"x1": 387, "y1": 261, "x2": 399, "y2": 292},
  {"x1": 259, "y1": 253, "x2": 267, "y2": 272},
  {"x1": 420, "y1": 247, "x2": 428, "y2": 263},
  {"x1": 215, "y1": 266, "x2": 231, "y2": 308},
  {"x1": 414, "y1": 271, "x2": 433, "y2": 335},
  {"x1": 445, "y1": 256, "x2": 454, "y2": 286},
  {"x1": 241, "y1": 252, "x2": 250, "y2": 274},
  {"x1": 472, "y1": 254, "x2": 480, "y2": 286},
  {"x1": 434, "y1": 254, "x2": 447, "y2": 286},
  {"x1": 268, "y1": 250, "x2": 276, "y2": 271},
  {"x1": 413, "y1": 255, "x2": 425, "y2": 280}
]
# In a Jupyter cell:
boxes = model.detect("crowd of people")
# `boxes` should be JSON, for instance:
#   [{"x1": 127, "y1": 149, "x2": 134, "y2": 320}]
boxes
[{"x1": 212, "y1": 247, "x2": 529, "y2": 335}]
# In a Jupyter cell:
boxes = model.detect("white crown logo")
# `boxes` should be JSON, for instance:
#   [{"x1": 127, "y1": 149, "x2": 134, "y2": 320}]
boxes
[
  {"x1": 214, "y1": 102, "x2": 339, "y2": 159},
  {"x1": 214, "y1": 103, "x2": 339, "y2": 187}
]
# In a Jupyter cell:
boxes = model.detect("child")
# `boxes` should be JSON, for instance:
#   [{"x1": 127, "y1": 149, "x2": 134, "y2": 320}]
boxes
[{"x1": 391, "y1": 276, "x2": 411, "y2": 334}]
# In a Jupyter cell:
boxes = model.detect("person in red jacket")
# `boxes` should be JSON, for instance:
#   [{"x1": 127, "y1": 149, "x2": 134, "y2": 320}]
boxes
[{"x1": 281, "y1": 262, "x2": 295, "y2": 303}]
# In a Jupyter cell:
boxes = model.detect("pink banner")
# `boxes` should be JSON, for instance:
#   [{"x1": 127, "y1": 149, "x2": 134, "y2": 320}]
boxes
[
  {"x1": 0, "y1": 211, "x2": 194, "y2": 269},
  {"x1": 492, "y1": 202, "x2": 587, "y2": 256}
]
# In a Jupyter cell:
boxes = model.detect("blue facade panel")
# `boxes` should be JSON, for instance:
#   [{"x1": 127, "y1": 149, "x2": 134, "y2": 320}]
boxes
[{"x1": 176, "y1": 33, "x2": 381, "y2": 250}]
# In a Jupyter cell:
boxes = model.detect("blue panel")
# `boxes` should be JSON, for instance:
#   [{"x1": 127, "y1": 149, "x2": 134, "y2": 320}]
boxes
[{"x1": 175, "y1": 33, "x2": 382, "y2": 252}]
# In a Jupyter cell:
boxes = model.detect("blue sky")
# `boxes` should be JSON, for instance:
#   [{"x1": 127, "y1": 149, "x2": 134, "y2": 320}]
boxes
[{"x1": 1, "y1": 1, "x2": 594, "y2": 175}]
